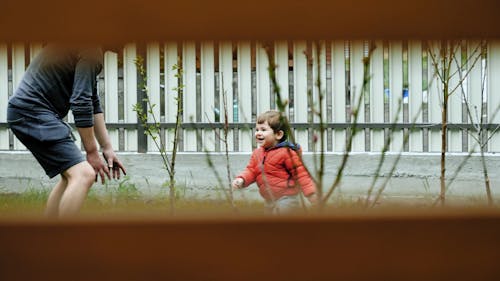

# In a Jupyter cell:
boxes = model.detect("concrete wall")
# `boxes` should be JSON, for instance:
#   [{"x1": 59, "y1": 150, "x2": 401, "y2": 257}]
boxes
[{"x1": 1, "y1": 151, "x2": 499, "y2": 203}]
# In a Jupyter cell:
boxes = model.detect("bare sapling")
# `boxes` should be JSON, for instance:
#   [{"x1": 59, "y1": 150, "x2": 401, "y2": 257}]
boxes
[
  {"x1": 456, "y1": 41, "x2": 500, "y2": 205},
  {"x1": 219, "y1": 82, "x2": 236, "y2": 209},
  {"x1": 198, "y1": 83, "x2": 238, "y2": 212},
  {"x1": 133, "y1": 56, "x2": 183, "y2": 215},
  {"x1": 363, "y1": 101, "x2": 402, "y2": 208},
  {"x1": 310, "y1": 41, "x2": 326, "y2": 211},
  {"x1": 368, "y1": 104, "x2": 423, "y2": 208},
  {"x1": 427, "y1": 40, "x2": 483, "y2": 206}
]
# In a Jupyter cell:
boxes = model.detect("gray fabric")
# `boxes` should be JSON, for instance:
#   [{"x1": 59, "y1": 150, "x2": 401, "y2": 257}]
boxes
[
  {"x1": 8, "y1": 44, "x2": 103, "y2": 128},
  {"x1": 7, "y1": 106, "x2": 84, "y2": 178},
  {"x1": 265, "y1": 195, "x2": 302, "y2": 215}
]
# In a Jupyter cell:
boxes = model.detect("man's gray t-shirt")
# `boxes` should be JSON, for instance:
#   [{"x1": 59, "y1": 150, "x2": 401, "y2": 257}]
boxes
[{"x1": 8, "y1": 44, "x2": 103, "y2": 128}]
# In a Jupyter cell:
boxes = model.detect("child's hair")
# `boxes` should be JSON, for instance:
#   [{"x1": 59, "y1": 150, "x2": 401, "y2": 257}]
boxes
[{"x1": 256, "y1": 110, "x2": 290, "y2": 141}]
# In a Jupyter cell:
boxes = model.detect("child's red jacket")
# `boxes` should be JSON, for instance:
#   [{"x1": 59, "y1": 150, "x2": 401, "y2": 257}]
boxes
[{"x1": 236, "y1": 141, "x2": 316, "y2": 201}]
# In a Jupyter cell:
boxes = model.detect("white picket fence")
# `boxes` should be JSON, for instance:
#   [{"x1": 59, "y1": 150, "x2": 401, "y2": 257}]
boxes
[{"x1": 1, "y1": 40, "x2": 500, "y2": 153}]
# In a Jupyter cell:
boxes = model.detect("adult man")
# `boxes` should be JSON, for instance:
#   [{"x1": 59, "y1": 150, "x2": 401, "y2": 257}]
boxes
[{"x1": 7, "y1": 43, "x2": 126, "y2": 218}]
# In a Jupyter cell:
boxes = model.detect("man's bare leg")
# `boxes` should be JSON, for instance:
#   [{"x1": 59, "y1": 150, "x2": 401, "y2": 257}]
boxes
[
  {"x1": 57, "y1": 161, "x2": 96, "y2": 218},
  {"x1": 45, "y1": 176, "x2": 68, "y2": 218}
]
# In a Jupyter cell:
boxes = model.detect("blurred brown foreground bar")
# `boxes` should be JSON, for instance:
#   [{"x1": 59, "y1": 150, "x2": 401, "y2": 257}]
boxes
[
  {"x1": 0, "y1": 0, "x2": 499, "y2": 42},
  {"x1": 1, "y1": 210, "x2": 500, "y2": 281}
]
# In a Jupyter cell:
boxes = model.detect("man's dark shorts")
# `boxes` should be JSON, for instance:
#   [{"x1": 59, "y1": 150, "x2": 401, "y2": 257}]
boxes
[{"x1": 7, "y1": 105, "x2": 85, "y2": 178}]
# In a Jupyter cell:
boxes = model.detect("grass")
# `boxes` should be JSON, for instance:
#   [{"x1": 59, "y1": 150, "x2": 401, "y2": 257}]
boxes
[
  {"x1": 0, "y1": 176, "x2": 498, "y2": 219},
  {"x1": 1, "y1": 187, "x2": 498, "y2": 220},
  {"x1": 0, "y1": 179, "x2": 267, "y2": 218}
]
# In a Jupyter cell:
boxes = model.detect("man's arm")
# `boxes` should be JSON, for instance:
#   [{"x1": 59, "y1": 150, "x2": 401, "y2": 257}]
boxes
[
  {"x1": 93, "y1": 113, "x2": 126, "y2": 180},
  {"x1": 77, "y1": 125, "x2": 108, "y2": 183}
]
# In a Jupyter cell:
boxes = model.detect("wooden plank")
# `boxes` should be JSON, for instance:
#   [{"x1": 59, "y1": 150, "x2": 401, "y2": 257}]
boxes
[
  {"x1": 390, "y1": 41, "x2": 404, "y2": 152},
  {"x1": 332, "y1": 40, "x2": 347, "y2": 152},
  {"x1": 466, "y1": 41, "x2": 483, "y2": 152},
  {"x1": 123, "y1": 43, "x2": 138, "y2": 152},
  {"x1": 274, "y1": 40, "x2": 289, "y2": 115},
  {"x1": 311, "y1": 41, "x2": 328, "y2": 152},
  {"x1": 29, "y1": 43, "x2": 43, "y2": 60},
  {"x1": 237, "y1": 41, "x2": 253, "y2": 152},
  {"x1": 11, "y1": 43, "x2": 26, "y2": 150},
  {"x1": 428, "y1": 41, "x2": 443, "y2": 152},
  {"x1": 293, "y1": 41, "x2": 308, "y2": 150},
  {"x1": 183, "y1": 41, "x2": 198, "y2": 151},
  {"x1": 164, "y1": 42, "x2": 179, "y2": 151},
  {"x1": 145, "y1": 42, "x2": 161, "y2": 152},
  {"x1": 409, "y1": 40, "x2": 423, "y2": 152},
  {"x1": 1, "y1": 213, "x2": 500, "y2": 281},
  {"x1": 201, "y1": 41, "x2": 216, "y2": 151},
  {"x1": 351, "y1": 40, "x2": 365, "y2": 152},
  {"x1": 2, "y1": 0, "x2": 500, "y2": 42},
  {"x1": 256, "y1": 42, "x2": 270, "y2": 114},
  {"x1": 371, "y1": 40, "x2": 385, "y2": 152},
  {"x1": 104, "y1": 50, "x2": 120, "y2": 150},
  {"x1": 448, "y1": 43, "x2": 462, "y2": 152},
  {"x1": 219, "y1": 41, "x2": 234, "y2": 151},
  {"x1": 0, "y1": 44, "x2": 7, "y2": 150},
  {"x1": 488, "y1": 40, "x2": 500, "y2": 152}
]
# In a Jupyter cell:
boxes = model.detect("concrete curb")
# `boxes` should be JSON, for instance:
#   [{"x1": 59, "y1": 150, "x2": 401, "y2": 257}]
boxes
[{"x1": 1, "y1": 151, "x2": 499, "y2": 202}]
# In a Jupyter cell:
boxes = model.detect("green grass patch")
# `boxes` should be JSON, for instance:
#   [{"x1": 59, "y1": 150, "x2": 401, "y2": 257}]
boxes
[
  {"x1": 0, "y1": 178, "x2": 266, "y2": 218},
  {"x1": 1, "y1": 177, "x2": 498, "y2": 219},
  {"x1": 0, "y1": 187, "x2": 50, "y2": 216}
]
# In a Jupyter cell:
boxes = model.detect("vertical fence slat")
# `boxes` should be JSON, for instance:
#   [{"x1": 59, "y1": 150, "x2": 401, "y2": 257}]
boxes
[
  {"x1": 332, "y1": 40, "x2": 347, "y2": 152},
  {"x1": 165, "y1": 42, "x2": 179, "y2": 151},
  {"x1": 428, "y1": 42, "x2": 442, "y2": 152},
  {"x1": 0, "y1": 44, "x2": 7, "y2": 150},
  {"x1": 320, "y1": 41, "x2": 328, "y2": 151},
  {"x1": 293, "y1": 41, "x2": 308, "y2": 150},
  {"x1": 29, "y1": 43, "x2": 43, "y2": 60},
  {"x1": 351, "y1": 41, "x2": 365, "y2": 152},
  {"x1": 104, "y1": 51, "x2": 120, "y2": 150},
  {"x1": 12, "y1": 43, "x2": 26, "y2": 150},
  {"x1": 218, "y1": 41, "x2": 234, "y2": 151},
  {"x1": 237, "y1": 41, "x2": 253, "y2": 152},
  {"x1": 311, "y1": 41, "x2": 328, "y2": 152},
  {"x1": 371, "y1": 40, "x2": 385, "y2": 152},
  {"x1": 409, "y1": 40, "x2": 423, "y2": 152},
  {"x1": 146, "y1": 42, "x2": 161, "y2": 152},
  {"x1": 466, "y1": 41, "x2": 483, "y2": 152},
  {"x1": 448, "y1": 44, "x2": 462, "y2": 152},
  {"x1": 11, "y1": 43, "x2": 25, "y2": 102},
  {"x1": 390, "y1": 41, "x2": 404, "y2": 151},
  {"x1": 201, "y1": 41, "x2": 216, "y2": 151},
  {"x1": 66, "y1": 44, "x2": 75, "y2": 127},
  {"x1": 123, "y1": 43, "x2": 138, "y2": 152},
  {"x1": 489, "y1": 40, "x2": 500, "y2": 152},
  {"x1": 183, "y1": 41, "x2": 198, "y2": 151},
  {"x1": 275, "y1": 41, "x2": 289, "y2": 115},
  {"x1": 256, "y1": 42, "x2": 270, "y2": 114}
]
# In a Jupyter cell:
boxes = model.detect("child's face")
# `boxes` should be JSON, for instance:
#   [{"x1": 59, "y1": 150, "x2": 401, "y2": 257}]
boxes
[{"x1": 255, "y1": 121, "x2": 282, "y2": 148}]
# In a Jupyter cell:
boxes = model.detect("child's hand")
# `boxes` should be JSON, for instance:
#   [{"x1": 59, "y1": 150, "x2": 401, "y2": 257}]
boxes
[{"x1": 232, "y1": 178, "x2": 244, "y2": 189}]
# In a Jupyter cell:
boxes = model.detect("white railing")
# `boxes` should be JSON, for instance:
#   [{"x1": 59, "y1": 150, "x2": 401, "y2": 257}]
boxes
[{"x1": 1, "y1": 40, "x2": 500, "y2": 153}]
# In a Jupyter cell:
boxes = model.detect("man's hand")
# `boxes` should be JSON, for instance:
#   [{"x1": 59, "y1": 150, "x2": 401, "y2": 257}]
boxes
[
  {"x1": 86, "y1": 150, "x2": 108, "y2": 184},
  {"x1": 102, "y1": 148, "x2": 126, "y2": 180}
]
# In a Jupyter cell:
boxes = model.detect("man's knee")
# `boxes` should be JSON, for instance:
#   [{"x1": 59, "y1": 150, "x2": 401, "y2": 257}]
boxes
[{"x1": 64, "y1": 161, "x2": 96, "y2": 186}]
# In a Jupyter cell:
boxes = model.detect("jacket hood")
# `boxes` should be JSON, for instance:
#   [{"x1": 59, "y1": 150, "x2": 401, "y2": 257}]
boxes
[{"x1": 274, "y1": 141, "x2": 301, "y2": 151}]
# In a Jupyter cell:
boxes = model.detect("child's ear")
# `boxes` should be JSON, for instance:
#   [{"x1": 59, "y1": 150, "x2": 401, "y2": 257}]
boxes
[{"x1": 275, "y1": 130, "x2": 284, "y2": 140}]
